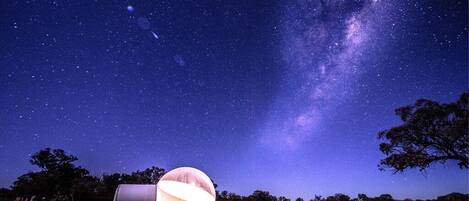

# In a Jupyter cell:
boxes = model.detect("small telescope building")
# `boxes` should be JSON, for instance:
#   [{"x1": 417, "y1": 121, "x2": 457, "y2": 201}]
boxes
[{"x1": 113, "y1": 167, "x2": 216, "y2": 201}]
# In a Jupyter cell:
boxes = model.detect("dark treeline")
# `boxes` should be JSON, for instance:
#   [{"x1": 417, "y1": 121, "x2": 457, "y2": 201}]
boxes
[
  {"x1": 217, "y1": 191, "x2": 468, "y2": 201},
  {"x1": 0, "y1": 148, "x2": 467, "y2": 201}
]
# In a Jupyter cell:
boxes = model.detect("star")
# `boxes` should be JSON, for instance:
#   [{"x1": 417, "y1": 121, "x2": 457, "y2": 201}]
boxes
[{"x1": 127, "y1": 5, "x2": 134, "y2": 13}]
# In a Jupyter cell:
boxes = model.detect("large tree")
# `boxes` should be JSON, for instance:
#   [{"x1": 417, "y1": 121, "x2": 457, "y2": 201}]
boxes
[
  {"x1": 11, "y1": 148, "x2": 96, "y2": 201},
  {"x1": 378, "y1": 92, "x2": 468, "y2": 172}
]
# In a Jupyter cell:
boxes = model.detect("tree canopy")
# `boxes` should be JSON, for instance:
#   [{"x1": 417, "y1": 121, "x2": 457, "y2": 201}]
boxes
[
  {"x1": 378, "y1": 92, "x2": 469, "y2": 172},
  {"x1": 11, "y1": 148, "x2": 94, "y2": 201}
]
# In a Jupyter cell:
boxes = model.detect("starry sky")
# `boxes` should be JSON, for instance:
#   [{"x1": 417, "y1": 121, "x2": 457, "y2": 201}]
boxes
[{"x1": 0, "y1": 0, "x2": 467, "y2": 200}]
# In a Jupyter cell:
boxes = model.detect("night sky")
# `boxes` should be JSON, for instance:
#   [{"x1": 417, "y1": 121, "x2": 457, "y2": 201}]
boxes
[{"x1": 0, "y1": 0, "x2": 467, "y2": 200}]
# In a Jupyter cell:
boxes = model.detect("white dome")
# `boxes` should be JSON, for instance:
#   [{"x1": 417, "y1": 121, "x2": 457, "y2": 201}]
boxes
[{"x1": 157, "y1": 167, "x2": 216, "y2": 201}]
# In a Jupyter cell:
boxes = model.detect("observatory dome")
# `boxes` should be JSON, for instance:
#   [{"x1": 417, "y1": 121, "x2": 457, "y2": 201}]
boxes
[{"x1": 156, "y1": 167, "x2": 215, "y2": 201}]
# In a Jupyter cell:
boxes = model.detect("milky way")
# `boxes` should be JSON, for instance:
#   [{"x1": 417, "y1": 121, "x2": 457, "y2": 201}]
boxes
[
  {"x1": 1, "y1": 0, "x2": 467, "y2": 199},
  {"x1": 260, "y1": 0, "x2": 392, "y2": 150}
]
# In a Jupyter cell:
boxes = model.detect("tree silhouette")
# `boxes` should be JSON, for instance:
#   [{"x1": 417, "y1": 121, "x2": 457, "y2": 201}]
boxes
[
  {"x1": 30, "y1": 148, "x2": 78, "y2": 171},
  {"x1": 0, "y1": 188, "x2": 13, "y2": 201},
  {"x1": 436, "y1": 192, "x2": 468, "y2": 201},
  {"x1": 375, "y1": 194, "x2": 393, "y2": 201},
  {"x1": 311, "y1": 195, "x2": 323, "y2": 201},
  {"x1": 325, "y1": 193, "x2": 350, "y2": 201},
  {"x1": 122, "y1": 166, "x2": 166, "y2": 184},
  {"x1": 218, "y1": 190, "x2": 244, "y2": 201},
  {"x1": 11, "y1": 148, "x2": 95, "y2": 201},
  {"x1": 378, "y1": 92, "x2": 469, "y2": 172},
  {"x1": 278, "y1": 196, "x2": 291, "y2": 201},
  {"x1": 357, "y1": 194, "x2": 369, "y2": 201},
  {"x1": 248, "y1": 190, "x2": 278, "y2": 201}
]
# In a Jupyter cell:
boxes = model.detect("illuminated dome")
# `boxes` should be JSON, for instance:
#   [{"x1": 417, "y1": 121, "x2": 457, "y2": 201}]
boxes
[{"x1": 157, "y1": 167, "x2": 216, "y2": 201}]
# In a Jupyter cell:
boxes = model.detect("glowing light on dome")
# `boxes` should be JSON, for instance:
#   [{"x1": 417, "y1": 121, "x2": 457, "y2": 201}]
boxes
[{"x1": 157, "y1": 167, "x2": 216, "y2": 201}]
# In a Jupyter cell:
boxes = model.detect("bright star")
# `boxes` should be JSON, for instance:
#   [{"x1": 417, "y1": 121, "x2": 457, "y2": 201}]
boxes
[{"x1": 127, "y1": 5, "x2": 134, "y2": 12}]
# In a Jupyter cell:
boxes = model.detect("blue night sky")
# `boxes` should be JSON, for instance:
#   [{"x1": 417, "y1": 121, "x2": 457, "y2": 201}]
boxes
[{"x1": 0, "y1": 0, "x2": 467, "y2": 200}]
